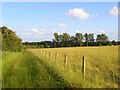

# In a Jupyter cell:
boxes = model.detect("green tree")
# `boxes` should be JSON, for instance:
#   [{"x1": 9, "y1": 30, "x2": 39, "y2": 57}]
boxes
[
  {"x1": 39, "y1": 45, "x2": 44, "y2": 48},
  {"x1": 107, "y1": 41, "x2": 112, "y2": 46},
  {"x1": 1, "y1": 26, "x2": 22, "y2": 51},
  {"x1": 88, "y1": 33, "x2": 94, "y2": 45},
  {"x1": 75, "y1": 33, "x2": 83, "y2": 46},
  {"x1": 112, "y1": 40, "x2": 116, "y2": 45},
  {"x1": 96, "y1": 35, "x2": 102, "y2": 46},
  {"x1": 62, "y1": 33, "x2": 70, "y2": 47},
  {"x1": 54, "y1": 32, "x2": 59, "y2": 42},
  {"x1": 58, "y1": 34, "x2": 63, "y2": 47},
  {"x1": 96, "y1": 34, "x2": 108, "y2": 46},
  {"x1": 70, "y1": 36, "x2": 76, "y2": 47},
  {"x1": 101, "y1": 34, "x2": 108, "y2": 43},
  {"x1": 53, "y1": 32, "x2": 60, "y2": 47},
  {"x1": 52, "y1": 39, "x2": 57, "y2": 48},
  {"x1": 84, "y1": 33, "x2": 89, "y2": 46}
]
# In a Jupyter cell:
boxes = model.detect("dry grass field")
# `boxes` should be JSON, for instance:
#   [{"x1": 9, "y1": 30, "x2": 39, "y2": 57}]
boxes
[{"x1": 2, "y1": 46, "x2": 119, "y2": 88}]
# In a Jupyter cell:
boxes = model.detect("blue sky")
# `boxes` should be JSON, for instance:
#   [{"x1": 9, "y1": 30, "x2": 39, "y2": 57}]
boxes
[{"x1": 2, "y1": 2, "x2": 118, "y2": 42}]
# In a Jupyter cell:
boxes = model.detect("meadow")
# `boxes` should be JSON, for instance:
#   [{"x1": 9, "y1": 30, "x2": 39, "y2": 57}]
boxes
[{"x1": 2, "y1": 46, "x2": 119, "y2": 88}]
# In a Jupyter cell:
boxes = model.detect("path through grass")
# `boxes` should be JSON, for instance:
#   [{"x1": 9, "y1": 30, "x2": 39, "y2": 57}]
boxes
[{"x1": 2, "y1": 51, "x2": 70, "y2": 88}]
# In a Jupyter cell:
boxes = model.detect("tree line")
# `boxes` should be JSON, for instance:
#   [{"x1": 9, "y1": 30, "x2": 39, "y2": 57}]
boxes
[
  {"x1": 52, "y1": 32, "x2": 117, "y2": 47},
  {"x1": 1, "y1": 26, "x2": 119, "y2": 51},
  {"x1": 23, "y1": 32, "x2": 119, "y2": 48}
]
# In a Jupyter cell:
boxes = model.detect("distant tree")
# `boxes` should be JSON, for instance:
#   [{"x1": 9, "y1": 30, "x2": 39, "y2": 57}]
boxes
[
  {"x1": 112, "y1": 40, "x2": 116, "y2": 45},
  {"x1": 75, "y1": 33, "x2": 83, "y2": 46},
  {"x1": 70, "y1": 36, "x2": 76, "y2": 47},
  {"x1": 39, "y1": 45, "x2": 44, "y2": 48},
  {"x1": 101, "y1": 34, "x2": 108, "y2": 43},
  {"x1": 54, "y1": 32, "x2": 59, "y2": 41},
  {"x1": 96, "y1": 35, "x2": 102, "y2": 46},
  {"x1": 58, "y1": 35, "x2": 63, "y2": 42},
  {"x1": 107, "y1": 41, "x2": 112, "y2": 46},
  {"x1": 88, "y1": 33, "x2": 94, "y2": 46},
  {"x1": 62, "y1": 33, "x2": 70, "y2": 47},
  {"x1": 43, "y1": 41, "x2": 53, "y2": 48},
  {"x1": 51, "y1": 32, "x2": 113, "y2": 47},
  {"x1": 41, "y1": 41, "x2": 49, "y2": 48},
  {"x1": 84, "y1": 33, "x2": 89, "y2": 46},
  {"x1": 96, "y1": 34, "x2": 108, "y2": 46},
  {"x1": 52, "y1": 39, "x2": 57, "y2": 47},
  {"x1": 57, "y1": 34, "x2": 63, "y2": 47},
  {"x1": 23, "y1": 42, "x2": 29, "y2": 45},
  {"x1": 54, "y1": 32, "x2": 59, "y2": 46}
]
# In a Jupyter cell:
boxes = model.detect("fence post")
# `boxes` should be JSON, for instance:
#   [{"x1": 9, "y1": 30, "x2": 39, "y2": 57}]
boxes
[
  {"x1": 55, "y1": 52, "x2": 58, "y2": 63},
  {"x1": 64, "y1": 54, "x2": 67, "y2": 68},
  {"x1": 82, "y1": 56, "x2": 86, "y2": 81},
  {"x1": 49, "y1": 52, "x2": 50, "y2": 59}
]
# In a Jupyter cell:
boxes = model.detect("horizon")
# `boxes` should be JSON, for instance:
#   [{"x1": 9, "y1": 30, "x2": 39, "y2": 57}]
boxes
[{"x1": 2, "y1": 2, "x2": 118, "y2": 42}]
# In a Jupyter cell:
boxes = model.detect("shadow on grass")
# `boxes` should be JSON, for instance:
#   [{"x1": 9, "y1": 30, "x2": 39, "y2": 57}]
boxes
[{"x1": 26, "y1": 51, "x2": 73, "y2": 89}]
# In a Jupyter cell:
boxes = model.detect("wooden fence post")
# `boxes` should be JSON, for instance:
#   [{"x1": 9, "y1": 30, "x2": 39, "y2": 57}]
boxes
[
  {"x1": 82, "y1": 56, "x2": 86, "y2": 81},
  {"x1": 55, "y1": 52, "x2": 58, "y2": 59},
  {"x1": 49, "y1": 52, "x2": 50, "y2": 59},
  {"x1": 55, "y1": 52, "x2": 58, "y2": 63},
  {"x1": 64, "y1": 54, "x2": 67, "y2": 68}
]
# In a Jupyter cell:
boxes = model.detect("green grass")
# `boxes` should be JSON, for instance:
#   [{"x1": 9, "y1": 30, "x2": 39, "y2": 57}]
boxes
[
  {"x1": 2, "y1": 51, "x2": 69, "y2": 88},
  {"x1": 2, "y1": 46, "x2": 119, "y2": 88}
]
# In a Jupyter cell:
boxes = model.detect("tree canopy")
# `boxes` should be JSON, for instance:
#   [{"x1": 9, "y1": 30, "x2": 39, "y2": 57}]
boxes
[{"x1": 0, "y1": 26, "x2": 22, "y2": 51}]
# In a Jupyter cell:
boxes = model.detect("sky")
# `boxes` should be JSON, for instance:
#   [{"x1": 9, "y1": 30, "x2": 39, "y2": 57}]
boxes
[
  {"x1": 2, "y1": 2, "x2": 119, "y2": 42},
  {"x1": 1, "y1": 0, "x2": 120, "y2": 2}
]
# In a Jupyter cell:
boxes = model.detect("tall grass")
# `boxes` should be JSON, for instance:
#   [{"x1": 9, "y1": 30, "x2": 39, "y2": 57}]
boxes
[
  {"x1": 29, "y1": 46, "x2": 119, "y2": 88},
  {"x1": 2, "y1": 51, "x2": 70, "y2": 88},
  {"x1": 2, "y1": 46, "x2": 119, "y2": 88}
]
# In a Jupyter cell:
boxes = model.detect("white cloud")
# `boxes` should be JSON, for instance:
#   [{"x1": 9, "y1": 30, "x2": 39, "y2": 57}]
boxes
[
  {"x1": 66, "y1": 8, "x2": 91, "y2": 19},
  {"x1": 31, "y1": 28, "x2": 49, "y2": 36},
  {"x1": 109, "y1": 6, "x2": 119, "y2": 16},
  {"x1": 57, "y1": 23, "x2": 67, "y2": 27},
  {"x1": 13, "y1": 27, "x2": 52, "y2": 41}
]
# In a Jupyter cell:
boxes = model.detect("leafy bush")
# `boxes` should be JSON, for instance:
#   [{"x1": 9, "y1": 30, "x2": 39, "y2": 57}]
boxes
[{"x1": 0, "y1": 26, "x2": 22, "y2": 51}]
